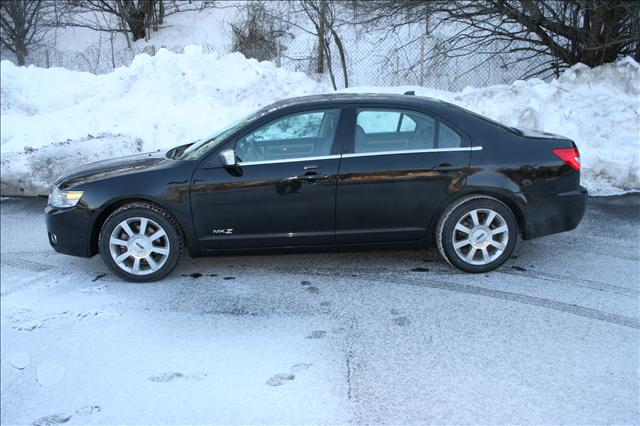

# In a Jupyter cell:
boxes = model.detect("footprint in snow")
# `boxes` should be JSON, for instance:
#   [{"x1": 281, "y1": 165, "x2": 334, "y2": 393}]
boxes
[
  {"x1": 390, "y1": 309, "x2": 411, "y2": 326},
  {"x1": 148, "y1": 372, "x2": 207, "y2": 383},
  {"x1": 319, "y1": 301, "x2": 331, "y2": 313},
  {"x1": 306, "y1": 330, "x2": 327, "y2": 339},
  {"x1": 266, "y1": 372, "x2": 295, "y2": 386},
  {"x1": 290, "y1": 363, "x2": 312, "y2": 373},
  {"x1": 75, "y1": 405, "x2": 101, "y2": 416},
  {"x1": 8, "y1": 351, "x2": 31, "y2": 370},
  {"x1": 32, "y1": 413, "x2": 71, "y2": 426},
  {"x1": 301, "y1": 281, "x2": 319, "y2": 293},
  {"x1": 393, "y1": 316, "x2": 411, "y2": 326},
  {"x1": 75, "y1": 284, "x2": 108, "y2": 294},
  {"x1": 36, "y1": 362, "x2": 66, "y2": 387}
]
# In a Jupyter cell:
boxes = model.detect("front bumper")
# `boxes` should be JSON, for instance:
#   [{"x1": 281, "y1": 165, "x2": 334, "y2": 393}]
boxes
[
  {"x1": 45, "y1": 205, "x2": 95, "y2": 257},
  {"x1": 522, "y1": 186, "x2": 588, "y2": 240}
]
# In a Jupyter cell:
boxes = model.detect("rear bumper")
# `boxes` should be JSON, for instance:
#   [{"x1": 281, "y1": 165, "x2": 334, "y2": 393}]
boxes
[
  {"x1": 522, "y1": 186, "x2": 588, "y2": 240},
  {"x1": 45, "y1": 205, "x2": 94, "y2": 257}
]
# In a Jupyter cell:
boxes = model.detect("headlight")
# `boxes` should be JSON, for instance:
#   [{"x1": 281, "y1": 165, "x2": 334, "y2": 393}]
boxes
[{"x1": 48, "y1": 186, "x2": 84, "y2": 208}]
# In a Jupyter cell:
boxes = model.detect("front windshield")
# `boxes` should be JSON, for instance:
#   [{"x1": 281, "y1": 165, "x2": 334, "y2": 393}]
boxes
[{"x1": 180, "y1": 106, "x2": 275, "y2": 160}]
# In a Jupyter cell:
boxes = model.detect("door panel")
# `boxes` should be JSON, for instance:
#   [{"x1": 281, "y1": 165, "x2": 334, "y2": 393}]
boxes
[
  {"x1": 191, "y1": 158, "x2": 340, "y2": 249},
  {"x1": 336, "y1": 151, "x2": 470, "y2": 243},
  {"x1": 190, "y1": 108, "x2": 345, "y2": 250},
  {"x1": 336, "y1": 107, "x2": 471, "y2": 243}
]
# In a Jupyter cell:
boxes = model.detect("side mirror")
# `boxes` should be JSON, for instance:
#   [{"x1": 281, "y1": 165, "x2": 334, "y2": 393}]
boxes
[{"x1": 219, "y1": 149, "x2": 237, "y2": 167}]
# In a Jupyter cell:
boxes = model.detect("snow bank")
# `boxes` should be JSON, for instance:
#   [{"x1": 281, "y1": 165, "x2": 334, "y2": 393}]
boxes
[
  {"x1": 341, "y1": 58, "x2": 640, "y2": 195},
  {"x1": 1, "y1": 46, "x2": 326, "y2": 195},
  {"x1": 1, "y1": 48, "x2": 638, "y2": 196}
]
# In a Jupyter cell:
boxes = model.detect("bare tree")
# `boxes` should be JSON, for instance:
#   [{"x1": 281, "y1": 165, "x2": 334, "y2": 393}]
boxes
[
  {"x1": 231, "y1": 1, "x2": 288, "y2": 62},
  {"x1": 0, "y1": 0, "x2": 56, "y2": 65},
  {"x1": 299, "y1": 0, "x2": 349, "y2": 88},
  {"x1": 61, "y1": 0, "x2": 216, "y2": 47},
  {"x1": 354, "y1": 0, "x2": 640, "y2": 78},
  {"x1": 258, "y1": 1, "x2": 350, "y2": 88}
]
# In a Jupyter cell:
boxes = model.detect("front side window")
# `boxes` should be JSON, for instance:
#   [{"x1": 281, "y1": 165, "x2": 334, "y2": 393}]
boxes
[
  {"x1": 235, "y1": 109, "x2": 340, "y2": 162},
  {"x1": 354, "y1": 108, "x2": 462, "y2": 154}
]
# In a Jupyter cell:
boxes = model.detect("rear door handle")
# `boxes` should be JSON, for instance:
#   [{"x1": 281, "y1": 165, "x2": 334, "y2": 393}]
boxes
[{"x1": 432, "y1": 163, "x2": 454, "y2": 171}]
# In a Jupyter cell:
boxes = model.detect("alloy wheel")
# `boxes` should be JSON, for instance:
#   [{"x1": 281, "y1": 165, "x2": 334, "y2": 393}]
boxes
[
  {"x1": 108, "y1": 216, "x2": 170, "y2": 275},
  {"x1": 451, "y1": 208, "x2": 509, "y2": 265}
]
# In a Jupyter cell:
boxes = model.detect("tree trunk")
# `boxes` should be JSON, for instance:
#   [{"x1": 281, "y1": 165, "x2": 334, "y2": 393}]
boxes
[
  {"x1": 330, "y1": 27, "x2": 348, "y2": 87},
  {"x1": 315, "y1": 1, "x2": 326, "y2": 74},
  {"x1": 129, "y1": 16, "x2": 146, "y2": 41},
  {"x1": 323, "y1": 37, "x2": 337, "y2": 90},
  {"x1": 15, "y1": 41, "x2": 27, "y2": 66}
]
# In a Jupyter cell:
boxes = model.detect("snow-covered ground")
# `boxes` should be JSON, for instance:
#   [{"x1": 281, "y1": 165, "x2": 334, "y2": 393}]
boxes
[
  {"x1": 1, "y1": 50, "x2": 639, "y2": 195},
  {"x1": 1, "y1": 195, "x2": 639, "y2": 424}
]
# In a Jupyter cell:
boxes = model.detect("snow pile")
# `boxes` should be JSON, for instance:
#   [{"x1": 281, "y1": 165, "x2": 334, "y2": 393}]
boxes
[
  {"x1": 341, "y1": 58, "x2": 640, "y2": 195},
  {"x1": 1, "y1": 49, "x2": 639, "y2": 196},
  {"x1": 1, "y1": 46, "x2": 326, "y2": 195}
]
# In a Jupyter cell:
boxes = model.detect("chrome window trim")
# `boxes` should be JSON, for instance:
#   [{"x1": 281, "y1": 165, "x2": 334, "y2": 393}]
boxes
[
  {"x1": 342, "y1": 146, "x2": 482, "y2": 158},
  {"x1": 238, "y1": 155, "x2": 341, "y2": 166},
  {"x1": 236, "y1": 147, "x2": 482, "y2": 166}
]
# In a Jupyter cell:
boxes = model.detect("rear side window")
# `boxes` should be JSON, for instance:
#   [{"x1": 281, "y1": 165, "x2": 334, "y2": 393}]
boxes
[
  {"x1": 353, "y1": 108, "x2": 462, "y2": 154},
  {"x1": 357, "y1": 111, "x2": 417, "y2": 133}
]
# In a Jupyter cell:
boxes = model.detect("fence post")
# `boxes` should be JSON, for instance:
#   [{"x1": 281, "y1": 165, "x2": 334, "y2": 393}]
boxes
[
  {"x1": 45, "y1": 49, "x2": 50, "y2": 68},
  {"x1": 419, "y1": 29, "x2": 424, "y2": 86},
  {"x1": 111, "y1": 33, "x2": 116, "y2": 69}
]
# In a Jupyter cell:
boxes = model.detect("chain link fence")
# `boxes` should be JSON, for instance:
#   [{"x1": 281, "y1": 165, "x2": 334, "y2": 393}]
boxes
[{"x1": 1, "y1": 37, "x2": 542, "y2": 91}]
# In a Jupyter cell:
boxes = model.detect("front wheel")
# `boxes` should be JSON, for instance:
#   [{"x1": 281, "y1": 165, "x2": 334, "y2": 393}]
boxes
[
  {"x1": 436, "y1": 195, "x2": 517, "y2": 273},
  {"x1": 99, "y1": 203, "x2": 182, "y2": 282}
]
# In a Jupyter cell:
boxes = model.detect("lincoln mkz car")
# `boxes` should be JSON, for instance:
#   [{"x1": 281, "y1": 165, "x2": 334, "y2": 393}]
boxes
[{"x1": 45, "y1": 93, "x2": 587, "y2": 282}]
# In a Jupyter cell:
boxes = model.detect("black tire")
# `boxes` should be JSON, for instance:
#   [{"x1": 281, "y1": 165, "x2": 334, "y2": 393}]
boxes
[
  {"x1": 436, "y1": 195, "x2": 517, "y2": 273},
  {"x1": 98, "y1": 202, "x2": 182, "y2": 282}
]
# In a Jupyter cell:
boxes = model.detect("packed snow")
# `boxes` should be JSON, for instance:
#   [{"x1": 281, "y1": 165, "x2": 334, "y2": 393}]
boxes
[{"x1": 1, "y1": 47, "x2": 638, "y2": 196}]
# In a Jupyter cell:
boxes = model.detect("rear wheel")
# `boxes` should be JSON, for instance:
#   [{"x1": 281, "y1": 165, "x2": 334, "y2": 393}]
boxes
[
  {"x1": 436, "y1": 195, "x2": 517, "y2": 273},
  {"x1": 99, "y1": 203, "x2": 182, "y2": 282}
]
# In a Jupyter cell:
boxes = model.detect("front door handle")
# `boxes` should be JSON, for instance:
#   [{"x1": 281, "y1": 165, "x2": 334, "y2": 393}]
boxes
[{"x1": 301, "y1": 171, "x2": 329, "y2": 183}]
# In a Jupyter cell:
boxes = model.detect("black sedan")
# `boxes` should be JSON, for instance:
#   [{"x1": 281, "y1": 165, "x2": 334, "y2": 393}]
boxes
[{"x1": 45, "y1": 93, "x2": 587, "y2": 282}]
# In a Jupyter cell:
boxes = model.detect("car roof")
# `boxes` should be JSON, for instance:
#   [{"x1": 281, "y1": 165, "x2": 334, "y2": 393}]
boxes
[{"x1": 268, "y1": 93, "x2": 448, "y2": 109}]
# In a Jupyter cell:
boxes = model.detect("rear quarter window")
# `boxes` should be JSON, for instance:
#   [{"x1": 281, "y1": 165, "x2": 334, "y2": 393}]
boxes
[{"x1": 438, "y1": 123, "x2": 462, "y2": 148}]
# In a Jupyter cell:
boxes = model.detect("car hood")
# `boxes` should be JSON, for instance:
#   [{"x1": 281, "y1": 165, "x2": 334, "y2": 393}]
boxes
[{"x1": 55, "y1": 151, "x2": 169, "y2": 189}]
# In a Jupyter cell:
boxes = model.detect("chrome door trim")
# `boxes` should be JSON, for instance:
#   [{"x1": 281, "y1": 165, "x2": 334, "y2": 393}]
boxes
[
  {"x1": 341, "y1": 146, "x2": 482, "y2": 159},
  {"x1": 236, "y1": 147, "x2": 482, "y2": 166}
]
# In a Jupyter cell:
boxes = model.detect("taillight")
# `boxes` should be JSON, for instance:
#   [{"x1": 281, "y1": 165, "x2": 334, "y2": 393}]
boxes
[{"x1": 553, "y1": 148, "x2": 581, "y2": 171}]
